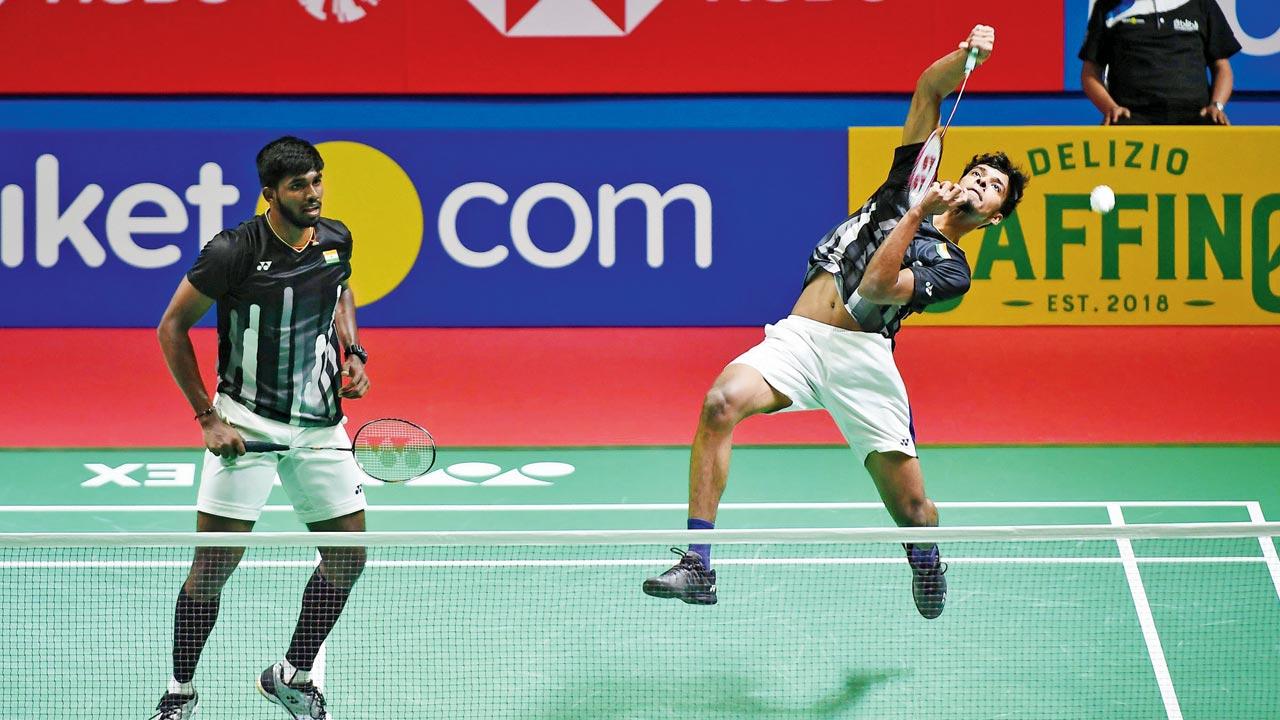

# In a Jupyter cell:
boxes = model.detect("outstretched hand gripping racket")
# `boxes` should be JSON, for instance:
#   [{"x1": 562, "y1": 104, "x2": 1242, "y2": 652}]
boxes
[{"x1": 907, "y1": 47, "x2": 981, "y2": 208}]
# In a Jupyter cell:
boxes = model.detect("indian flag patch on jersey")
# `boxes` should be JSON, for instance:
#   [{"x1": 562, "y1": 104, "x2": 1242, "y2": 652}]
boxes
[
  {"x1": 936, "y1": 242, "x2": 951, "y2": 260},
  {"x1": 323, "y1": 249, "x2": 340, "y2": 265}
]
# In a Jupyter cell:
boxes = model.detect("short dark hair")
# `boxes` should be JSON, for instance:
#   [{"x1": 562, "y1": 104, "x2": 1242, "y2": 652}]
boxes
[
  {"x1": 963, "y1": 152, "x2": 1029, "y2": 219},
  {"x1": 256, "y1": 136, "x2": 324, "y2": 190}
]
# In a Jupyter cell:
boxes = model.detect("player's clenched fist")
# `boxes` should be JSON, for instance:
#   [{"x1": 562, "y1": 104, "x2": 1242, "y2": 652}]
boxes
[
  {"x1": 199, "y1": 415, "x2": 246, "y2": 458},
  {"x1": 920, "y1": 181, "x2": 968, "y2": 216},
  {"x1": 960, "y1": 24, "x2": 995, "y2": 64}
]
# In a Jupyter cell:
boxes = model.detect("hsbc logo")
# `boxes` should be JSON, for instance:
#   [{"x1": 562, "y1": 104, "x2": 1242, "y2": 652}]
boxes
[{"x1": 467, "y1": 0, "x2": 663, "y2": 37}]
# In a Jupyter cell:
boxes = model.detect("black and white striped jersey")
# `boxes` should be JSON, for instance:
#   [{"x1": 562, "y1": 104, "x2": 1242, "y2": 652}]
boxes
[
  {"x1": 803, "y1": 142, "x2": 971, "y2": 339},
  {"x1": 186, "y1": 214, "x2": 353, "y2": 427}
]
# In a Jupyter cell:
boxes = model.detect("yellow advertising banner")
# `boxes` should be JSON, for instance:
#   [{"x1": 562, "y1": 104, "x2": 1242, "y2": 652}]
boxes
[{"x1": 848, "y1": 127, "x2": 1280, "y2": 325}]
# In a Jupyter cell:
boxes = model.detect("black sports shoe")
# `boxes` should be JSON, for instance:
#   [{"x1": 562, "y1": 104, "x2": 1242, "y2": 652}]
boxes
[
  {"x1": 905, "y1": 543, "x2": 947, "y2": 619},
  {"x1": 643, "y1": 547, "x2": 718, "y2": 605}
]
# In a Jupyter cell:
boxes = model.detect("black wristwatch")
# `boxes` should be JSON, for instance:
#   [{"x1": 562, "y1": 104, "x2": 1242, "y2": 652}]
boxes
[{"x1": 345, "y1": 344, "x2": 368, "y2": 364}]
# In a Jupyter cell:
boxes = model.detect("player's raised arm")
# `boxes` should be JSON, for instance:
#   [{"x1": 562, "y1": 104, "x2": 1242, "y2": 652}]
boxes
[{"x1": 902, "y1": 25, "x2": 995, "y2": 146}]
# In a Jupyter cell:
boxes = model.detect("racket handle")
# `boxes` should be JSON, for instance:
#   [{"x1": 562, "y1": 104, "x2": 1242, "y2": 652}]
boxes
[
  {"x1": 244, "y1": 441, "x2": 291, "y2": 453},
  {"x1": 963, "y1": 46, "x2": 979, "y2": 74}
]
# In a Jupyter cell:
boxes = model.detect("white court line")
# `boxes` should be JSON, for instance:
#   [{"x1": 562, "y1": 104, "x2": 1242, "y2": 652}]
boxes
[
  {"x1": 0, "y1": 556, "x2": 1270, "y2": 569},
  {"x1": 1246, "y1": 501, "x2": 1280, "y2": 602},
  {"x1": 1109, "y1": 504, "x2": 1183, "y2": 720},
  {"x1": 0, "y1": 500, "x2": 1257, "y2": 513}
]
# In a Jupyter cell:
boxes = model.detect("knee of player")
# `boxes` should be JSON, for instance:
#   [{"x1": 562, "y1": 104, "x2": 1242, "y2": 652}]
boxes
[
  {"x1": 892, "y1": 496, "x2": 934, "y2": 527},
  {"x1": 700, "y1": 387, "x2": 744, "y2": 429},
  {"x1": 183, "y1": 573, "x2": 231, "y2": 602},
  {"x1": 189, "y1": 547, "x2": 244, "y2": 576}
]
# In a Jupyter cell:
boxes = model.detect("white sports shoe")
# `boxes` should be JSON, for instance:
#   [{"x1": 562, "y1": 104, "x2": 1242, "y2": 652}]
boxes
[{"x1": 257, "y1": 662, "x2": 330, "y2": 719}]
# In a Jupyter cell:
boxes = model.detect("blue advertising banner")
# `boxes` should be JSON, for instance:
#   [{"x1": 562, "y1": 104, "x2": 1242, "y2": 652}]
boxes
[
  {"x1": 0, "y1": 131, "x2": 846, "y2": 327},
  {"x1": 1064, "y1": 0, "x2": 1280, "y2": 92}
]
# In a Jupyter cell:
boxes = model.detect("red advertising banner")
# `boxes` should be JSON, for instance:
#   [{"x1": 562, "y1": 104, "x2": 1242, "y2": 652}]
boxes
[
  {"x1": 0, "y1": 0, "x2": 1063, "y2": 94},
  {"x1": 4, "y1": 326, "x2": 1277, "y2": 447}
]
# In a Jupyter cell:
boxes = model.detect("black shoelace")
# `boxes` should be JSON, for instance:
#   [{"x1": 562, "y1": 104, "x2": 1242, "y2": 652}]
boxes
[
  {"x1": 675, "y1": 547, "x2": 708, "y2": 570},
  {"x1": 150, "y1": 693, "x2": 192, "y2": 719},
  {"x1": 291, "y1": 681, "x2": 328, "y2": 718}
]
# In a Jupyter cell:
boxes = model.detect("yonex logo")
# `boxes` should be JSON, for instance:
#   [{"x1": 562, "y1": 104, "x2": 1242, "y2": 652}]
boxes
[
  {"x1": 924, "y1": 281, "x2": 934, "y2": 297},
  {"x1": 297, "y1": 0, "x2": 379, "y2": 24},
  {"x1": 257, "y1": 261, "x2": 272, "y2": 271},
  {"x1": 467, "y1": 0, "x2": 663, "y2": 37},
  {"x1": 80, "y1": 461, "x2": 573, "y2": 488}
]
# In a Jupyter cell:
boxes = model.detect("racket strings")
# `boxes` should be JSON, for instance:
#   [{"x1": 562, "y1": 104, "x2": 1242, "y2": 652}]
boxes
[{"x1": 353, "y1": 419, "x2": 436, "y2": 483}]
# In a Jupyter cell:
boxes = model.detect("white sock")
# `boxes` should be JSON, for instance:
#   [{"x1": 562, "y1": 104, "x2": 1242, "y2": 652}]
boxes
[
  {"x1": 280, "y1": 659, "x2": 309, "y2": 686},
  {"x1": 168, "y1": 677, "x2": 195, "y2": 696}
]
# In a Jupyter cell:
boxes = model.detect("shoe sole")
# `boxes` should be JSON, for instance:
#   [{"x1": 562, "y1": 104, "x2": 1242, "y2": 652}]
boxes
[
  {"x1": 913, "y1": 584, "x2": 946, "y2": 619},
  {"x1": 914, "y1": 603, "x2": 944, "y2": 619}
]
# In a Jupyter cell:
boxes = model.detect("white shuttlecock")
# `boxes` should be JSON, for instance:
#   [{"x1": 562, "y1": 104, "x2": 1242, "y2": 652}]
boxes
[{"x1": 1090, "y1": 185, "x2": 1116, "y2": 214}]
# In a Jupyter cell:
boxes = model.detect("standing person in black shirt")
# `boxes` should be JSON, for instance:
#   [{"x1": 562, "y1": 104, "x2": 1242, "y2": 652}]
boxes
[
  {"x1": 642, "y1": 26, "x2": 1029, "y2": 619},
  {"x1": 151, "y1": 137, "x2": 371, "y2": 720},
  {"x1": 1081, "y1": 0, "x2": 1242, "y2": 125}
]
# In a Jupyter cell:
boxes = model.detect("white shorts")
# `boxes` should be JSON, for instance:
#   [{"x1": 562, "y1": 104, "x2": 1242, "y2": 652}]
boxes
[
  {"x1": 197, "y1": 395, "x2": 368, "y2": 524},
  {"x1": 730, "y1": 315, "x2": 917, "y2": 461}
]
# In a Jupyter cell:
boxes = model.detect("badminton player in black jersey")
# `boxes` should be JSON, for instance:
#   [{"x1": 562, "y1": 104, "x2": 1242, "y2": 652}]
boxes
[
  {"x1": 644, "y1": 25, "x2": 1028, "y2": 618},
  {"x1": 151, "y1": 137, "x2": 371, "y2": 720}
]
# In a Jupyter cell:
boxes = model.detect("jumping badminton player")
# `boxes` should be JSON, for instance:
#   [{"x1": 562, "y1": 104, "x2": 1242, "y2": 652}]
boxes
[
  {"x1": 152, "y1": 137, "x2": 370, "y2": 719},
  {"x1": 643, "y1": 25, "x2": 1028, "y2": 618}
]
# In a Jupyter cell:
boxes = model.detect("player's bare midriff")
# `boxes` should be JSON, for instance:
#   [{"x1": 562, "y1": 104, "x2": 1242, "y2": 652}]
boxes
[{"x1": 790, "y1": 271, "x2": 862, "y2": 332}]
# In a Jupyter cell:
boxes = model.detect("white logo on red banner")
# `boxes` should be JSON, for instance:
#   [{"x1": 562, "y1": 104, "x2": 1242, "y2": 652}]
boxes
[
  {"x1": 467, "y1": 0, "x2": 663, "y2": 37},
  {"x1": 298, "y1": 0, "x2": 379, "y2": 24}
]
